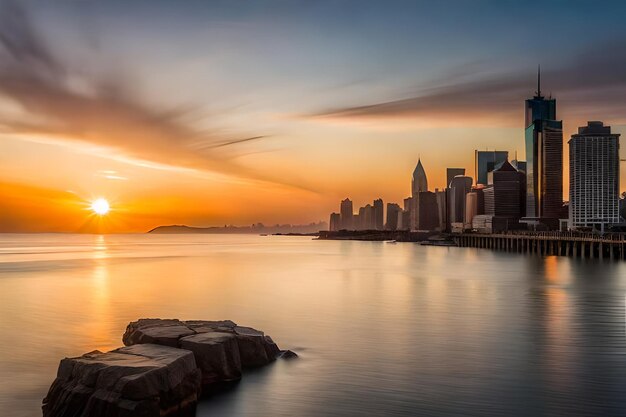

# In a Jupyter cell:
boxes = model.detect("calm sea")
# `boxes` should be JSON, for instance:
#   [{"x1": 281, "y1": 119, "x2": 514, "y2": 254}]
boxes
[{"x1": 1, "y1": 233, "x2": 626, "y2": 417}]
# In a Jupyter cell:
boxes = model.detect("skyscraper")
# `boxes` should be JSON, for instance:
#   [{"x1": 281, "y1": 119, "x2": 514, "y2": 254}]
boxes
[
  {"x1": 474, "y1": 151, "x2": 508, "y2": 185},
  {"x1": 412, "y1": 159, "x2": 428, "y2": 197},
  {"x1": 524, "y1": 68, "x2": 563, "y2": 222},
  {"x1": 446, "y1": 168, "x2": 465, "y2": 188},
  {"x1": 569, "y1": 121, "x2": 621, "y2": 232},
  {"x1": 448, "y1": 175, "x2": 473, "y2": 224},
  {"x1": 410, "y1": 159, "x2": 429, "y2": 230},
  {"x1": 385, "y1": 203, "x2": 401, "y2": 231},
  {"x1": 329, "y1": 213, "x2": 341, "y2": 231},
  {"x1": 415, "y1": 191, "x2": 439, "y2": 231},
  {"x1": 373, "y1": 198, "x2": 384, "y2": 230},
  {"x1": 484, "y1": 159, "x2": 524, "y2": 219},
  {"x1": 340, "y1": 198, "x2": 353, "y2": 230},
  {"x1": 359, "y1": 204, "x2": 375, "y2": 230},
  {"x1": 435, "y1": 189, "x2": 448, "y2": 231}
]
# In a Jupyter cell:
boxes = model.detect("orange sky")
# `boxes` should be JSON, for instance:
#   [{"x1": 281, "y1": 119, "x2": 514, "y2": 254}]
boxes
[{"x1": 1, "y1": 1, "x2": 626, "y2": 233}]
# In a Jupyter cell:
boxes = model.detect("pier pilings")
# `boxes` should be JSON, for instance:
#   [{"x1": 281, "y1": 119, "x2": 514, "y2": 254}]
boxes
[{"x1": 456, "y1": 232, "x2": 626, "y2": 260}]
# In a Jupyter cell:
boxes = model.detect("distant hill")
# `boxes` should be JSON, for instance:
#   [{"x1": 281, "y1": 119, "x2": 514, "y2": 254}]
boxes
[{"x1": 148, "y1": 222, "x2": 327, "y2": 234}]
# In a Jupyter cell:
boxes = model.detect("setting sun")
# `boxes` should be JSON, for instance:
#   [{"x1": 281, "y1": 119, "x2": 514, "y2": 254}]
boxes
[{"x1": 91, "y1": 198, "x2": 110, "y2": 215}]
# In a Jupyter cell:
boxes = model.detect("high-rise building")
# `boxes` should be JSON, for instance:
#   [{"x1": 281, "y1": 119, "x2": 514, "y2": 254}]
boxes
[
  {"x1": 329, "y1": 213, "x2": 341, "y2": 231},
  {"x1": 373, "y1": 198, "x2": 384, "y2": 230},
  {"x1": 475, "y1": 151, "x2": 508, "y2": 185},
  {"x1": 446, "y1": 168, "x2": 465, "y2": 188},
  {"x1": 415, "y1": 191, "x2": 439, "y2": 231},
  {"x1": 435, "y1": 189, "x2": 448, "y2": 231},
  {"x1": 448, "y1": 175, "x2": 473, "y2": 223},
  {"x1": 484, "y1": 160, "x2": 524, "y2": 219},
  {"x1": 465, "y1": 192, "x2": 478, "y2": 227},
  {"x1": 340, "y1": 198, "x2": 353, "y2": 230},
  {"x1": 464, "y1": 185, "x2": 485, "y2": 228},
  {"x1": 400, "y1": 197, "x2": 412, "y2": 230},
  {"x1": 412, "y1": 159, "x2": 428, "y2": 197},
  {"x1": 358, "y1": 204, "x2": 375, "y2": 230},
  {"x1": 410, "y1": 159, "x2": 429, "y2": 230},
  {"x1": 386, "y1": 203, "x2": 401, "y2": 230},
  {"x1": 524, "y1": 69, "x2": 563, "y2": 221},
  {"x1": 569, "y1": 121, "x2": 621, "y2": 232}
]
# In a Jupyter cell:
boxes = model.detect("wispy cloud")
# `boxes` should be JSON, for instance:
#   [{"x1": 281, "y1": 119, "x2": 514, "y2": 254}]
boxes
[
  {"x1": 0, "y1": 1, "x2": 312, "y2": 190},
  {"x1": 310, "y1": 40, "x2": 626, "y2": 127}
]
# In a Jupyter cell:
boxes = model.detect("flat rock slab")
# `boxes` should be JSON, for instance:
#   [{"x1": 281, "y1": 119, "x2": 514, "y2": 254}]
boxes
[
  {"x1": 123, "y1": 319, "x2": 282, "y2": 374},
  {"x1": 43, "y1": 343, "x2": 201, "y2": 417},
  {"x1": 180, "y1": 332, "x2": 242, "y2": 386}
]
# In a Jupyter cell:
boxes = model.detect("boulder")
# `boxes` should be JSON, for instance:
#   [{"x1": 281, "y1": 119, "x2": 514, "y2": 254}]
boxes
[
  {"x1": 123, "y1": 319, "x2": 283, "y2": 375},
  {"x1": 42, "y1": 343, "x2": 201, "y2": 417},
  {"x1": 122, "y1": 319, "x2": 195, "y2": 347},
  {"x1": 179, "y1": 332, "x2": 242, "y2": 386},
  {"x1": 281, "y1": 349, "x2": 298, "y2": 359},
  {"x1": 233, "y1": 326, "x2": 276, "y2": 367}
]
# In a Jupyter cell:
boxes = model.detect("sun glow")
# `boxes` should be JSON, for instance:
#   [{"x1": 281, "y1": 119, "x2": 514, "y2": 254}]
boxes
[{"x1": 91, "y1": 198, "x2": 110, "y2": 215}]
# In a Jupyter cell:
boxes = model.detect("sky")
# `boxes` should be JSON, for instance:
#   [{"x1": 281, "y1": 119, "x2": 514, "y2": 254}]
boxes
[{"x1": 1, "y1": 0, "x2": 626, "y2": 232}]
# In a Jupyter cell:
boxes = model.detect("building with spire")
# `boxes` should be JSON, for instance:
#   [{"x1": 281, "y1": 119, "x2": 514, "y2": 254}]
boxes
[
  {"x1": 524, "y1": 67, "x2": 563, "y2": 227},
  {"x1": 412, "y1": 159, "x2": 428, "y2": 197},
  {"x1": 409, "y1": 159, "x2": 433, "y2": 230}
]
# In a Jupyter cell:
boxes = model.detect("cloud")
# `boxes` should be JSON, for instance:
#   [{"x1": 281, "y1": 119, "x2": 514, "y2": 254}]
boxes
[
  {"x1": 311, "y1": 40, "x2": 626, "y2": 127},
  {"x1": 0, "y1": 1, "x2": 311, "y2": 190}
]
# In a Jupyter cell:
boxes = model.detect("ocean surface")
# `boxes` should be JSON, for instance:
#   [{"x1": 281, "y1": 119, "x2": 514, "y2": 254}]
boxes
[{"x1": 1, "y1": 233, "x2": 626, "y2": 417}]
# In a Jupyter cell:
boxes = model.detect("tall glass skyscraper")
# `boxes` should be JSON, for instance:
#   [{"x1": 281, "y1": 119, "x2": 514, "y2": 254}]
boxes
[{"x1": 524, "y1": 69, "x2": 563, "y2": 221}]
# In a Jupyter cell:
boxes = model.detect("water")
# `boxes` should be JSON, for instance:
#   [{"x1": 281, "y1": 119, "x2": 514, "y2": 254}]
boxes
[{"x1": 1, "y1": 233, "x2": 626, "y2": 417}]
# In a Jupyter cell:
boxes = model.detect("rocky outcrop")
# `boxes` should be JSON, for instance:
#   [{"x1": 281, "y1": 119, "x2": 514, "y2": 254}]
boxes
[
  {"x1": 44, "y1": 319, "x2": 293, "y2": 417},
  {"x1": 42, "y1": 344, "x2": 201, "y2": 417},
  {"x1": 123, "y1": 319, "x2": 282, "y2": 373}
]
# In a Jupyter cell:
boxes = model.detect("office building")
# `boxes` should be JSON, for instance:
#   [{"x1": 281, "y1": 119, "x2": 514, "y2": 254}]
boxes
[
  {"x1": 415, "y1": 191, "x2": 439, "y2": 231},
  {"x1": 448, "y1": 175, "x2": 473, "y2": 224},
  {"x1": 412, "y1": 159, "x2": 428, "y2": 197},
  {"x1": 340, "y1": 198, "x2": 353, "y2": 230},
  {"x1": 358, "y1": 204, "x2": 375, "y2": 230},
  {"x1": 446, "y1": 168, "x2": 465, "y2": 188},
  {"x1": 475, "y1": 150, "x2": 508, "y2": 185},
  {"x1": 524, "y1": 69, "x2": 563, "y2": 222},
  {"x1": 464, "y1": 185, "x2": 484, "y2": 228},
  {"x1": 569, "y1": 121, "x2": 621, "y2": 231},
  {"x1": 484, "y1": 160, "x2": 525, "y2": 219},
  {"x1": 329, "y1": 213, "x2": 341, "y2": 231},
  {"x1": 373, "y1": 198, "x2": 384, "y2": 230},
  {"x1": 386, "y1": 203, "x2": 401, "y2": 231},
  {"x1": 435, "y1": 189, "x2": 448, "y2": 231}
]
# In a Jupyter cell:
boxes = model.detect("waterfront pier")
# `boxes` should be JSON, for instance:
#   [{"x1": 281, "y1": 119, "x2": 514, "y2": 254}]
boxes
[{"x1": 455, "y1": 232, "x2": 626, "y2": 260}]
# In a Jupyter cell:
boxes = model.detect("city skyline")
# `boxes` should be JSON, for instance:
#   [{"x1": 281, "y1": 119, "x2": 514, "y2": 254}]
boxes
[{"x1": 3, "y1": 1, "x2": 626, "y2": 232}]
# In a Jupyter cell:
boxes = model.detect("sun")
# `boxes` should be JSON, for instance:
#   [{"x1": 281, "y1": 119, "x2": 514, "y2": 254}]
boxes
[{"x1": 91, "y1": 198, "x2": 110, "y2": 215}]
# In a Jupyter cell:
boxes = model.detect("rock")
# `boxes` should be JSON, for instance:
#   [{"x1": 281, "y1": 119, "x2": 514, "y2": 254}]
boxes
[
  {"x1": 122, "y1": 319, "x2": 195, "y2": 348},
  {"x1": 44, "y1": 318, "x2": 293, "y2": 415},
  {"x1": 42, "y1": 343, "x2": 201, "y2": 417},
  {"x1": 179, "y1": 332, "x2": 242, "y2": 386},
  {"x1": 123, "y1": 319, "x2": 283, "y2": 375},
  {"x1": 281, "y1": 349, "x2": 298, "y2": 359},
  {"x1": 233, "y1": 326, "x2": 274, "y2": 367}
]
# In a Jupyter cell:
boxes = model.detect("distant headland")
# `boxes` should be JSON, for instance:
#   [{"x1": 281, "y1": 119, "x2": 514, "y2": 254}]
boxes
[{"x1": 148, "y1": 222, "x2": 326, "y2": 235}]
